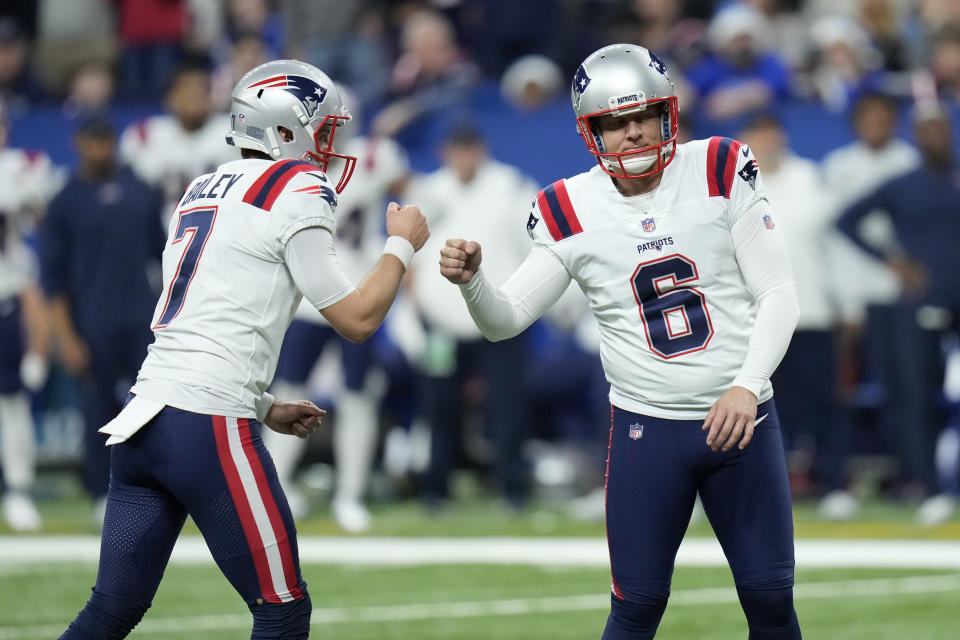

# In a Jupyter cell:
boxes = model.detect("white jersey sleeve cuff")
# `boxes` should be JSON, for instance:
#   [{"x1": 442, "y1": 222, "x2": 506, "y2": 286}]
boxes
[{"x1": 255, "y1": 391, "x2": 275, "y2": 423}]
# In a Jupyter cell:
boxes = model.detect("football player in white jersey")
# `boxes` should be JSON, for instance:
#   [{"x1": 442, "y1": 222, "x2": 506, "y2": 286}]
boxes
[
  {"x1": 440, "y1": 44, "x2": 801, "y2": 639},
  {"x1": 120, "y1": 61, "x2": 236, "y2": 222},
  {"x1": 264, "y1": 132, "x2": 412, "y2": 532},
  {"x1": 59, "y1": 60, "x2": 428, "y2": 640},
  {"x1": 0, "y1": 106, "x2": 58, "y2": 532}
]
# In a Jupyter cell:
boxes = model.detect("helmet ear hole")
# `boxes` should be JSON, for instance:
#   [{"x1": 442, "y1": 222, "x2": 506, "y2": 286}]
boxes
[{"x1": 278, "y1": 126, "x2": 294, "y2": 142}]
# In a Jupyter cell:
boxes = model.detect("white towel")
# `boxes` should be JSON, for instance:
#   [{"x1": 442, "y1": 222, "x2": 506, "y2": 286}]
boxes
[{"x1": 98, "y1": 395, "x2": 166, "y2": 445}]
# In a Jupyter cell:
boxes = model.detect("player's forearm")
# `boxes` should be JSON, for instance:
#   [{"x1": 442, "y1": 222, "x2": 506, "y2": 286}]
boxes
[
  {"x1": 459, "y1": 268, "x2": 526, "y2": 342},
  {"x1": 835, "y1": 196, "x2": 887, "y2": 262},
  {"x1": 343, "y1": 255, "x2": 407, "y2": 342},
  {"x1": 459, "y1": 246, "x2": 571, "y2": 342},
  {"x1": 20, "y1": 284, "x2": 51, "y2": 355},
  {"x1": 731, "y1": 284, "x2": 799, "y2": 397},
  {"x1": 730, "y1": 200, "x2": 800, "y2": 396},
  {"x1": 47, "y1": 296, "x2": 79, "y2": 344}
]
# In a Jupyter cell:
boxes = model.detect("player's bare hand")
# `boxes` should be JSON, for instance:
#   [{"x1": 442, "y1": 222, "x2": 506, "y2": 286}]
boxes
[
  {"x1": 887, "y1": 255, "x2": 928, "y2": 298},
  {"x1": 439, "y1": 238, "x2": 483, "y2": 285},
  {"x1": 60, "y1": 333, "x2": 90, "y2": 376},
  {"x1": 385, "y1": 201, "x2": 429, "y2": 251},
  {"x1": 265, "y1": 400, "x2": 326, "y2": 439},
  {"x1": 702, "y1": 386, "x2": 758, "y2": 452}
]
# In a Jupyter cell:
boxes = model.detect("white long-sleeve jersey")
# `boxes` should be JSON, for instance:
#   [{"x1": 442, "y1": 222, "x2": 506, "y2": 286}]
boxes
[
  {"x1": 460, "y1": 138, "x2": 798, "y2": 419},
  {"x1": 132, "y1": 158, "x2": 347, "y2": 421}
]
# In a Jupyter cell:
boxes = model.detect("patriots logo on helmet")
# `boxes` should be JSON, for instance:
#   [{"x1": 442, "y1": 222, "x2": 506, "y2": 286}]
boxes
[
  {"x1": 573, "y1": 65, "x2": 591, "y2": 109},
  {"x1": 738, "y1": 159, "x2": 759, "y2": 191},
  {"x1": 648, "y1": 52, "x2": 668, "y2": 78},
  {"x1": 248, "y1": 74, "x2": 329, "y2": 118},
  {"x1": 526, "y1": 212, "x2": 540, "y2": 239}
]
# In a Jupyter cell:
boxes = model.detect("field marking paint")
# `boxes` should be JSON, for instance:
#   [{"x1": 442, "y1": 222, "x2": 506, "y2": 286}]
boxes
[
  {"x1": 2, "y1": 573, "x2": 959, "y2": 639},
  {"x1": 3, "y1": 536, "x2": 960, "y2": 568}
]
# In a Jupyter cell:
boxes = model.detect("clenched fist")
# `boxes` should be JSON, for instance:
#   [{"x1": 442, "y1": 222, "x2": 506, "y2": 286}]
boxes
[
  {"x1": 385, "y1": 202, "x2": 429, "y2": 251},
  {"x1": 439, "y1": 238, "x2": 483, "y2": 285}
]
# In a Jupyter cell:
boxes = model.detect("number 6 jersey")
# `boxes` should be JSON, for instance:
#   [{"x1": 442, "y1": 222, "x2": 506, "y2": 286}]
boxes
[
  {"x1": 131, "y1": 158, "x2": 340, "y2": 420},
  {"x1": 527, "y1": 138, "x2": 784, "y2": 419}
]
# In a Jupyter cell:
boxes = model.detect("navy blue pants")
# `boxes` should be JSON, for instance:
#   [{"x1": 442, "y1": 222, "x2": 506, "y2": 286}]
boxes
[
  {"x1": 771, "y1": 330, "x2": 845, "y2": 491},
  {"x1": 0, "y1": 297, "x2": 24, "y2": 393},
  {"x1": 421, "y1": 335, "x2": 530, "y2": 506},
  {"x1": 864, "y1": 303, "x2": 945, "y2": 494},
  {"x1": 604, "y1": 399, "x2": 798, "y2": 638},
  {"x1": 61, "y1": 406, "x2": 307, "y2": 638}
]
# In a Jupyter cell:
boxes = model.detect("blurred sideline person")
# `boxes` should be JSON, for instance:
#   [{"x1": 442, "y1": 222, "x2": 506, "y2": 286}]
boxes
[
  {"x1": 40, "y1": 116, "x2": 165, "y2": 528},
  {"x1": 685, "y1": 4, "x2": 791, "y2": 124},
  {"x1": 819, "y1": 91, "x2": 919, "y2": 519},
  {"x1": 265, "y1": 128, "x2": 412, "y2": 532},
  {"x1": 836, "y1": 103, "x2": 960, "y2": 523},
  {"x1": 58, "y1": 60, "x2": 428, "y2": 639},
  {"x1": 120, "y1": 60, "x2": 235, "y2": 221},
  {"x1": 738, "y1": 113, "x2": 844, "y2": 499},
  {"x1": 528, "y1": 284, "x2": 610, "y2": 521},
  {"x1": 408, "y1": 123, "x2": 537, "y2": 510},
  {"x1": 0, "y1": 105, "x2": 58, "y2": 532},
  {"x1": 440, "y1": 45, "x2": 801, "y2": 638}
]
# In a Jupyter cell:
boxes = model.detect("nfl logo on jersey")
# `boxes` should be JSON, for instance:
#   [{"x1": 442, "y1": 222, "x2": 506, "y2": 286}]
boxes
[
  {"x1": 629, "y1": 423, "x2": 644, "y2": 440},
  {"x1": 763, "y1": 214, "x2": 775, "y2": 229},
  {"x1": 642, "y1": 218, "x2": 656, "y2": 232}
]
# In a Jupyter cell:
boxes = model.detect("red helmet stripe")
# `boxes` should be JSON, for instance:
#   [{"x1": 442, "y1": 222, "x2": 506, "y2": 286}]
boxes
[{"x1": 248, "y1": 74, "x2": 288, "y2": 88}]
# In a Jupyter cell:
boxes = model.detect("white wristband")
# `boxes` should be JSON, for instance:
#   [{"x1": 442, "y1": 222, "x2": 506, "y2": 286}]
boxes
[{"x1": 383, "y1": 236, "x2": 415, "y2": 270}]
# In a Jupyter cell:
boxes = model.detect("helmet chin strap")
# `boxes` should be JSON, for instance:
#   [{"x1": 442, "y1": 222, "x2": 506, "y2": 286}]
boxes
[
  {"x1": 603, "y1": 153, "x2": 657, "y2": 175},
  {"x1": 600, "y1": 141, "x2": 675, "y2": 177},
  {"x1": 264, "y1": 126, "x2": 282, "y2": 159}
]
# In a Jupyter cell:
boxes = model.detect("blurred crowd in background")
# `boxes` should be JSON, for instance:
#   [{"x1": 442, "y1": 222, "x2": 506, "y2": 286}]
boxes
[{"x1": 1, "y1": 0, "x2": 960, "y2": 534}]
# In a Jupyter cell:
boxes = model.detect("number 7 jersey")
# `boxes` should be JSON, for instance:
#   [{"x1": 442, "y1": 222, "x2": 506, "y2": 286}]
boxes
[
  {"x1": 528, "y1": 138, "x2": 776, "y2": 420},
  {"x1": 132, "y1": 158, "x2": 339, "y2": 419}
]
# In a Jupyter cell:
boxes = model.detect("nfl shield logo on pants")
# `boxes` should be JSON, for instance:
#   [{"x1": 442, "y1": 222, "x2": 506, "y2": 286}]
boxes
[
  {"x1": 642, "y1": 218, "x2": 656, "y2": 232},
  {"x1": 629, "y1": 423, "x2": 644, "y2": 440}
]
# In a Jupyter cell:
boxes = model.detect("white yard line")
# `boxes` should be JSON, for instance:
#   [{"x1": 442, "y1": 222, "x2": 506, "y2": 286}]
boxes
[
  {"x1": 2, "y1": 536, "x2": 960, "y2": 568},
  {"x1": 1, "y1": 573, "x2": 959, "y2": 639}
]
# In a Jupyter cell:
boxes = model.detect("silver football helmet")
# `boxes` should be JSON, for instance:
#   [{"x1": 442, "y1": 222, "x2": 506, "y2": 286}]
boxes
[
  {"x1": 571, "y1": 44, "x2": 679, "y2": 179},
  {"x1": 226, "y1": 59, "x2": 356, "y2": 192}
]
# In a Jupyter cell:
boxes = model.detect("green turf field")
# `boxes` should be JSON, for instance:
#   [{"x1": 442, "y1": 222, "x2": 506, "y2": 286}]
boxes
[
  {"x1": 2, "y1": 483, "x2": 959, "y2": 638},
  {"x1": 1, "y1": 563, "x2": 958, "y2": 639},
  {"x1": 4, "y1": 491, "x2": 960, "y2": 539}
]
